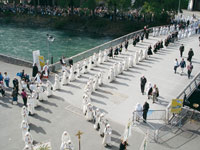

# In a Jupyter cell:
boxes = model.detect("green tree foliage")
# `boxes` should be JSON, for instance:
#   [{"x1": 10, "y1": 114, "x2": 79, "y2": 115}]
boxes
[{"x1": 87, "y1": 0, "x2": 96, "y2": 16}]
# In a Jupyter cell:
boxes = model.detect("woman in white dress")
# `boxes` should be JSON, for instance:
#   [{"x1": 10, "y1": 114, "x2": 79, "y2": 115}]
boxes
[
  {"x1": 22, "y1": 106, "x2": 29, "y2": 123},
  {"x1": 24, "y1": 132, "x2": 33, "y2": 145},
  {"x1": 21, "y1": 120, "x2": 29, "y2": 141},
  {"x1": 102, "y1": 124, "x2": 112, "y2": 147},
  {"x1": 46, "y1": 80, "x2": 53, "y2": 96},
  {"x1": 61, "y1": 69, "x2": 69, "y2": 85},
  {"x1": 108, "y1": 67, "x2": 115, "y2": 83},
  {"x1": 53, "y1": 74, "x2": 61, "y2": 90},
  {"x1": 86, "y1": 103, "x2": 93, "y2": 121},
  {"x1": 27, "y1": 96, "x2": 35, "y2": 115},
  {"x1": 61, "y1": 131, "x2": 71, "y2": 143},
  {"x1": 98, "y1": 50, "x2": 103, "y2": 64},
  {"x1": 69, "y1": 66, "x2": 75, "y2": 82},
  {"x1": 94, "y1": 108, "x2": 101, "y2": 130},
  {"x1": 134, "y1": 103, "x2": 143, "y2": 122},
  {"x1": 98, "y1": 72, "x2": 103, "y2": 86}
]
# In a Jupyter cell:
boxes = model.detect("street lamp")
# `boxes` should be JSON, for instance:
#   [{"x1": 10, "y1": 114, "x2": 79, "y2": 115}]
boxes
[
  {"x1": 46, "y1": 34, "x2": 55, "y2": 64},
  {"x1": 178, "y1": 0, "x2": 181, "y2": 13}
]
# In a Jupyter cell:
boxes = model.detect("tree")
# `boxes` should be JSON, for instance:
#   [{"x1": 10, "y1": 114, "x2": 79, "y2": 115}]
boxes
[{"x1": 87, "y1": 0, "x2": 97, "y2": 16}]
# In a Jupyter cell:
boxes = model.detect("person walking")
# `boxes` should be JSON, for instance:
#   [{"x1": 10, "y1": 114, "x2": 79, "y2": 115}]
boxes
[
  {"x1": 119, "y1": 140, "x2": 128, "y2": 150},
  {"x1": 179, "y1": 44, "x2": 184, "y2": 57},
  {"x1": 152, "y1": 84, "x2": 159, "y2": 103},
  {"x1": 32, "y1": 63, "x2": 38, "y2": 77},
  {"x1": 140, "y1": 76, "x2": 147, "y2": 95},
  {"x1": 174, "y1": 58, "x2": 179, "y2": 74},
  {"x1": 21, "y1": 89, "x2": 28, "y2": 106},
  {"x1": 13, "y1": 78, "x2": 19, "y2": 94},
  {"x1": 0, "y1": 72, "x2": 3, "y2": 82},
  {"x1": 187, "y1": 48, "x2": 194, "y2": 62},
  {"x1": 12, "y1": 87, "x2": 18, "y2": 104},
  {"x1": 143, "y1": 101, "x2": 149, "y2": 123},
  {"x1": 180, "y1": 58, "x2": 186, "y2": 75},
  {"x1": 187, "y1": 62, "x2": 193, "y2": 79},
  {"x1": 4, "y1": 72, "x2": 10, "y2": 88}
]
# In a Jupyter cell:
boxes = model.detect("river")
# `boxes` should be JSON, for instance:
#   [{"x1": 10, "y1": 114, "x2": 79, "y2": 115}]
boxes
[{"x1": 0, "y1": 25, "x2": 112, "y2": 63}]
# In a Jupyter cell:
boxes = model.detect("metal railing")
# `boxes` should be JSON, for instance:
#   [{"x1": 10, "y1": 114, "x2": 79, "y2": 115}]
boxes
[
  {"x1": 49, "y1": 27, "x2": 158, "y2": 72},
  {"x1": 133, "y1": 110, "x2": 167, "y2": 122},
  {"x1": 166, "y1": 70, "x2": 200, "y2": 123},
  {"x1": 133, "y1": 111, "x2": 159, "y2": 142}
]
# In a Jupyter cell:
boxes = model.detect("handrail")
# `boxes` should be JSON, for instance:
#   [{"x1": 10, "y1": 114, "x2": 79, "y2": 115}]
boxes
[
  {"x1": 49, "y1": 25, "x2": 169, "y2": 71},
  {"x1": 176, "y1": 70, "x2": 200, "y2": 99},
  {"x1": 133, "y1": 111, "x2": 158, "y2": 142}
]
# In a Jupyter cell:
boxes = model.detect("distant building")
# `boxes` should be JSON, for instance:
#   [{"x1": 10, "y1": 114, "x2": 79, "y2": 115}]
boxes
[{"x1": 188, "y1": 0, "x2": 200, "y2": 11}]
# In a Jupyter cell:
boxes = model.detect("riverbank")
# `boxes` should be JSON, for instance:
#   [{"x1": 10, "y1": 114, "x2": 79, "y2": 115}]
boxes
[{"x1": 0, "y1": 14, "x2": 168, "y2": 37}]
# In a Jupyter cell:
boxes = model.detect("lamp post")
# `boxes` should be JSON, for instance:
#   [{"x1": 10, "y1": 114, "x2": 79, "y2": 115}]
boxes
[
  {"x1": 76, "y1": 130, "x2": 83, "y2": 150},
  {"x1": 46, "y1": 34, "x2": 55, "y2": 63},
  {"x1": 178, "y1": 0, "x2": 181, "y2": 13}
]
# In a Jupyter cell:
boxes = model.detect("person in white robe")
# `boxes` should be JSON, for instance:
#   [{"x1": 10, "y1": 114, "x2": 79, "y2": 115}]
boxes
[
  {"x1": 88, "y1": 56, "x2": 93, "y2": 70},
  {"x1": 69, "y1": 66, "x2": 75, "y2": 82},
  {"x1": 38, "y1": 85, "x2": 48, "y2": 101},
  {"x1": 27, "y1": 96, "x2": 34, "y2": 115},
  {"x1": 139, "y1": 49, "x2": 144, "y2": 61},
  {"x1": 143, "y1": 49, "x2": 148, "y2": 60},
  {"x1": 76, "y1": 63, "x2": 81, "y2": 78},
  {"x1": 60, "y1": 140, "x2": 74, "y2": 150},
  {"x1": 23, "y1": 144, "x2": 32, "y2": 150},
  {"x1": 123, "y1": 57, "x2": 128, "y2": 71},
  {"x1": 22, "y1": 106, "x2": 29, "y2": 123},
  {"x1": 103, "y1": 50, "x2": 108, "y2": 62},
  {"x1": 98, "y1": 72, "x2": 103, "y2": 86},
  {"x1": 86, "y1": 103, "x2": 93, "y2": 121},
  {"x1": 82, "y1": 95, "x2": 90, "y2": 115},
  {"x1": 82, "y1": 59, "x2": 88, "y2": 74},
  {"x1": 61, "y1": 70, "x2": 69, "y2": 85},
  {"x1": 46, "y1": 80, "x2": 53, "y2": 96},
  {"x1": 108, "y1": 67, "x2": 115, "y2": 83},
  {"x1": 93, "y1": 108, "x2": 101, "y2": 130},
  {"x1": 93, "y1": 75, "x2": 99, "y2": 91},
  {"x1": 21, "y1": 79, "x2": 28, "y2": 91},
  {"x1": 62, "y1": 64, "x2": 67, "y2": 73},
  {"x1": 93, "y1": 53, "x2": 98, "y2": 67},
  {"x1": 42, "y1": 63, "x2": 49, "y2": 78},
  {"x1": 21, "y1": 120, "x2": 29, "y2": 141},
  {"x1": 128, "y1": 55, "x2": 133, "y2": 68},
  {"x1": 118, "y1": 62, "x2": 123, "y2": 74},
  {"x1": 102, "y1": 124, "x2": 112, "y2": 147},
  {"x1": 31, "y1": 90, "x2": 38, "y2": 107},
  {"x1": 98, "y1": 50, "x2": 103, "y2": 64},
  {"x1": 134, "y1": 103, "x2": 143, "y2": 122},
  {"x1": 35, "y1": 72, "x2": 41, "y2": 84},
  {"x1": 113, "y1": 63, "x2": 118, "y2": 77},
  {"x1": 99, "y1": 113, "x2": 107, "y2": 136},
  {"x1": 61, "y1": 131, "x2": 71, "y2": 143},
  {"x1": 24, "y1": 132, "x2": 33, "y2": 145},
  {"x1": 53, "y1": 74, "x2": 61, "y2": 90},
  {"x1": 153, "y1": 28, "x2": 156, "y2": 37}
]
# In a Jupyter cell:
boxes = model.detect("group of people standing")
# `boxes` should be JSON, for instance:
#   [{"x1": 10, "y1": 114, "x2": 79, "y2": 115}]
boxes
[{"x1": 174, "y1": 44, "x2": 194, "y2": 79}]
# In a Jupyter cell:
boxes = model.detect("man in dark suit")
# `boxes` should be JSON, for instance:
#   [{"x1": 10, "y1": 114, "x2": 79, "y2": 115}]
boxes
[{"x1": 140, "y1": 76, "x2": 147, "y2": 95}]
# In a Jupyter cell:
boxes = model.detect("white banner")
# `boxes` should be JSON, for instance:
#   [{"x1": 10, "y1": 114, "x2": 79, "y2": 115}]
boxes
[{"x1": 33, "y1": 50, "x2": 41, "y2": 71}]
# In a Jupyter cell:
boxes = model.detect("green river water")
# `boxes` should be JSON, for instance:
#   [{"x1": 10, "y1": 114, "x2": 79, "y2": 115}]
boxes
[{"x1": 0, "y1": 25, "x2": 112, "y2": 63}]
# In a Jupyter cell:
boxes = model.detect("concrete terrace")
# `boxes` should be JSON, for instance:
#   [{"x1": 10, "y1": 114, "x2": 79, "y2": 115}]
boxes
[{"x1": 1, "y1": 30, "x2": 200, "y2": 149}]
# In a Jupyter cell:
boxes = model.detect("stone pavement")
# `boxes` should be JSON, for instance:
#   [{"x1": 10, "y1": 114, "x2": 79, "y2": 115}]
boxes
[{"x1": 1, "y1": 30, "x2": 200, "y2": 150}]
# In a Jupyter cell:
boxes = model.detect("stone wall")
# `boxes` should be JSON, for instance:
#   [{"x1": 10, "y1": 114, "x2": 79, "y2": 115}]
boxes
[{"x1": 0, "y1": 54, "x2": 32, "y2": 68}]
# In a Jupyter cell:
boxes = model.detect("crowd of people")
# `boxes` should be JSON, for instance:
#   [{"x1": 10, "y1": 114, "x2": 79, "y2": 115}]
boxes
[
  {"x1": 1, "y1": 13, "x2": 200, "y2": 149},
  {"x1": 0, "y1": 3, "x2": 150, "y2": 21}
]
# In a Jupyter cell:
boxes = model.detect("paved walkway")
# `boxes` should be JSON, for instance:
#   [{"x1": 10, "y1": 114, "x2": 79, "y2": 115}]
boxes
[{"x1": 1, "y1": 29, "x2": 200, "y2": 150}]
